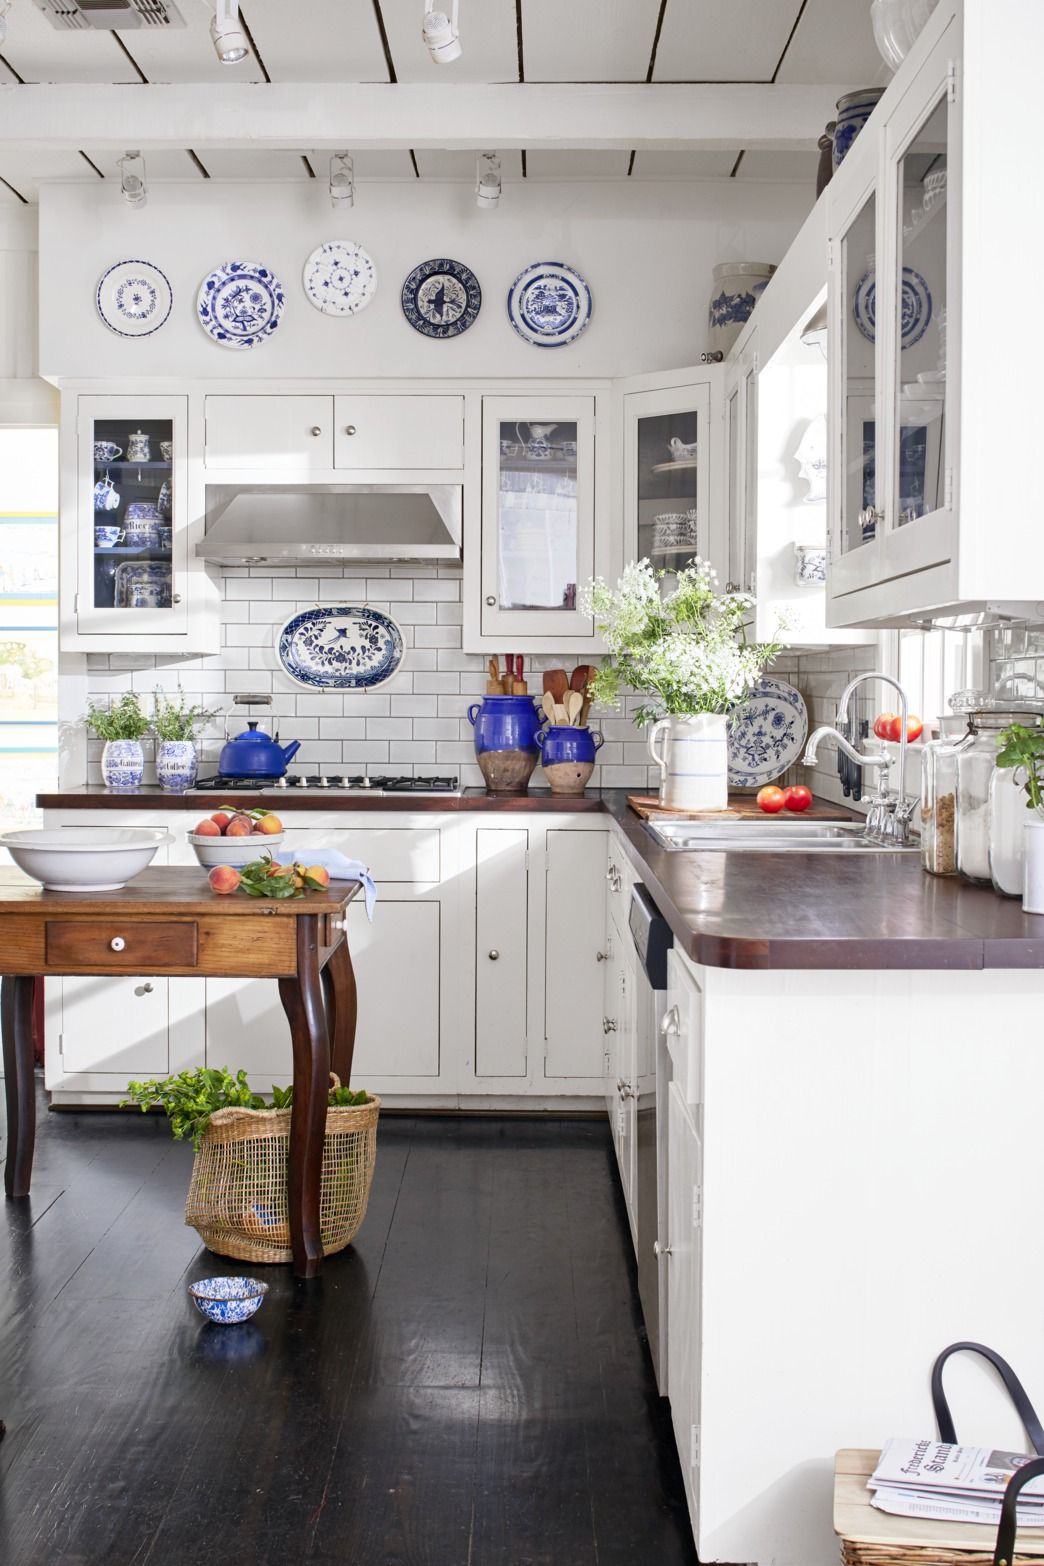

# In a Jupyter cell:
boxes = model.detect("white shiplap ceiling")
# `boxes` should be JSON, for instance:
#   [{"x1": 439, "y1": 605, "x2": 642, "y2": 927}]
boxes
[{"x1": 0, "y1": 0, "x2": 888, "y2": 204}]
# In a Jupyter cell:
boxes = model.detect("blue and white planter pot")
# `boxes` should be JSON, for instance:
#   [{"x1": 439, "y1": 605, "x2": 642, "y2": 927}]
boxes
[
  {"x1": 101, "y1": 738, "x2": 145, "y2": 792},
  {"x1": 832, "y1": 89, "x2": 885, "y2": 171},
  {"x1": 156, "y1": 739, "x2": 198, "y2": 793},
  {"x1": 536, "y1": 724, "x2": 604, "y2": 796},
  {"x1": 707, "y1": 262, "x2": 775, "y2": 356}
]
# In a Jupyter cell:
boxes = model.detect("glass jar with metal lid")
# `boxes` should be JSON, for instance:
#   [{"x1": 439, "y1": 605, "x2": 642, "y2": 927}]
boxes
[
  {"x1": 919, "y1": 712, "x2": 972, "y2": 876},
  {"x1": 955, "y1": 699, "x2": 1044, "y2": 885}
]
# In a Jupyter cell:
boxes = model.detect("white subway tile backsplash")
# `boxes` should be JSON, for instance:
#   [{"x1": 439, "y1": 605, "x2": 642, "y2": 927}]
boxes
[
  {"x1": 226, "y1": 576, "x2": 268, "y2": 600},
  {"x1": 367, "y1": 579, "x2": 413, "y2": 601},
  {"x1": 414, "y1": 626, "x2": 462, "y2": 649},
  {"x1": 413, "y1": 579, "x2": 460, "y2": 602},
  {"x1": 365, "y1": 717, "x2": 413, "y2": 740}
]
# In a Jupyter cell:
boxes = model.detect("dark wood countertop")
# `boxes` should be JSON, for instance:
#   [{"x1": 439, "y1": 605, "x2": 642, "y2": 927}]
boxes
[{"x1": 37, "y1": 787, "x2": 1044, "y2": 970}]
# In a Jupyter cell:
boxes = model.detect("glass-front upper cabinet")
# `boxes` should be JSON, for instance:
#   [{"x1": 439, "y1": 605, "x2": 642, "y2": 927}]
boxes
[
  {"x1": 622, "y1": 380, "x2": 715, "y2": 587},
  {"x1": 837, "y1": 188, "x2": 879, "y2": 566},
  {"x1": 75, "y1": 396, "x2": 188, "y2": 637},
  {"x1": 480, "y1": 395, "x2": 595, "y2": 639}
]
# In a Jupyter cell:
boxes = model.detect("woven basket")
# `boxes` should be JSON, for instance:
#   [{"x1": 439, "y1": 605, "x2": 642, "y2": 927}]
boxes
[{"x1": 185, "y1": 1084, "x2": 380, "y2": 1265}]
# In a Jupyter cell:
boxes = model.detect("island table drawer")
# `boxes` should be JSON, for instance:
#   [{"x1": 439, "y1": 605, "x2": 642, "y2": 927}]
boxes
[{"x1": 45, "y1": 920, "x2": 199, "y2": 970}]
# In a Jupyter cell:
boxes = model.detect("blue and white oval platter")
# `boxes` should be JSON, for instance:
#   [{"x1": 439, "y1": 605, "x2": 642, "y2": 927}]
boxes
[
  {"x1": 727, "y1": 677, "x2": 808, "y2": 788},
  {"x1": 277, "y1": 605, "x2": 405, "y2": 690},
  {"x1": 507, "y1": 261, "x2": 592, "y2": 347},
  {"x1": 197, "y1": 260, "x2": 285, "y2": 349}
]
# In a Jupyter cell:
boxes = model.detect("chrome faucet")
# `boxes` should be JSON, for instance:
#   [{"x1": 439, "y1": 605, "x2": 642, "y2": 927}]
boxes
[{"x1": 802, "y1": 672, "x2": 915, "y2": 844}]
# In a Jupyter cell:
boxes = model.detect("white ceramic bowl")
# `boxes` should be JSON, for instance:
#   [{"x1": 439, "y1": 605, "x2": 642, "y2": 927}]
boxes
[
  {"x1": 0, "y1": 828, "x2": 172, "y2": 892},
  {"x1": 188, "y1": 831, "x2": 285, "y2": 868}
]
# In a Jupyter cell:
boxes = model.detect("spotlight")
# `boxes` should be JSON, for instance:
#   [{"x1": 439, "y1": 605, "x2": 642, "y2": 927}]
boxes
[
  {"x1": 330, "y1": 152, "x2": 355, "y2": 209},
  {"x1": 119, "y1": 151, "x2": 147, "y2": 210},
  {"x1": 0, "y1": 3, "x2": 10, "y2": 48},
  {"x1": 476, "y1": 153, "x2": 501, "y2": 210},
  {"x1": 211, "y1": 0, "x2": 249, "y2": 65},
  {"x1": 422, "y1": 0, "x2": 461, "y2": 64}
]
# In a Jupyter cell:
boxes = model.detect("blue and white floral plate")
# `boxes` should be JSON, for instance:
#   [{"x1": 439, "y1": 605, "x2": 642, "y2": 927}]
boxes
[
  {"x1": 853, "y1": 265, "x2": 932, "y2": 349},
  {"x1": 277, "y1": 605, "x2": 405, "y2": 690},
  {"x1": 401, "y1": 258, "x2": 481, "y2": 338},
  {"x1": 727, "y1": 677, "x2": 808, "y2": 788},
  {"x1": 96, "y1": 259, "x2": 173, "y2": 338},
  {"x1": 507, "y1": 261, "x2": 592, "y2": 348},
  {"x1": 197, "y1": 260, "x2": 285, "y2": 349},
  {"x1": 303, "y1": 240, "x2": 377, "y2": 317}
]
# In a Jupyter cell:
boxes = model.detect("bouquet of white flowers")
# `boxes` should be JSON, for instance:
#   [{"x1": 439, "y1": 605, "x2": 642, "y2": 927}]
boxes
[{"x1": 579, "y1": 559, "x2": 781, "y2": 727}]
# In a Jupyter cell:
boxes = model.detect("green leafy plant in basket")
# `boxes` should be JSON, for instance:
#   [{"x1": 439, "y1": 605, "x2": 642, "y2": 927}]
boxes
[{"x1": 122, "y1": 1066, "x2": 370, "y2": 1149}]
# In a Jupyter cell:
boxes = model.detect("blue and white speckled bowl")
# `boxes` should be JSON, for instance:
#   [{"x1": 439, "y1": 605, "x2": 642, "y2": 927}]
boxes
[{"x1": 189, "y1": 1276, "x2": 269, "y2": 1325}]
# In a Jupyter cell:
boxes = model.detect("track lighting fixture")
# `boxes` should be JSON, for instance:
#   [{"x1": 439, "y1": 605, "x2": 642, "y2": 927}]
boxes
[
  {"x1": 211, "y1": 0, "x2": 249, "y2": 65},
  {"x1": 329, "y1": 152, "x2": 355, "y2": 209},
  {"x1": 119, "y1": 151, "x2": 147, "y2": 210},
  {"x1": 422, "y1": 0, "x2": 461, "y2": 64},
  {"x1": 475, "y1": 153, "x2": 501, "y2": 210},
  {"x1": 0, "y1": 2, "x2": 11, "y2": 48}
]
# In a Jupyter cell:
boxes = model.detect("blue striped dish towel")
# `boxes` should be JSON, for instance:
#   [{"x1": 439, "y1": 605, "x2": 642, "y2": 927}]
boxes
[{"x1": 273, "y1": 849, "x2": 377, "y2": 921}]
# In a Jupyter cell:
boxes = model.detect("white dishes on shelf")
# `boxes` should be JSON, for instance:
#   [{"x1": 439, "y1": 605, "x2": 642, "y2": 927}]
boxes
[
  {"x1": 507, "y1": 261, "x2": 592, "y2": 348},
  {"x1": 197, "y1": 261, "x2": 285, "y2": 349},
  {"x1": 302, "y1": 240, "x2": 378, "y2": 317},
  {"x1": 96, "y1": 260, "x2": 173, "y2": 338}
]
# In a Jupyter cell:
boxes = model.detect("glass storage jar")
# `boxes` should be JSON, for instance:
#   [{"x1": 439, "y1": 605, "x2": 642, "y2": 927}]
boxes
[
  {"x1": 988, "y1": 763, "x2": 1029, "y2": 897},
  {"x1": 956, "y1": 704, "x2": 1044, "y2": 885},
  {"x1": 919, "y1": 716, "x2": 969, "y2": 875}
]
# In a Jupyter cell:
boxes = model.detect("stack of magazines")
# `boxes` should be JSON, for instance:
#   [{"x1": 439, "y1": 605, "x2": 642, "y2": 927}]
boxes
[{"x1": 869, "y1": 1439, "x2": 1044, "y2": 1529}]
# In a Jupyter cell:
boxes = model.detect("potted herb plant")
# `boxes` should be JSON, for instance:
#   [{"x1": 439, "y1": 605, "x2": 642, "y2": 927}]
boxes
[
  {"x1": 995, "y1": 721, "x2": 1044, "y2": 907},
  {"x1": 152, "y1": 688, "x2": 218, "y2": 792},
  {"x1": 580, "y1": 559, "x2": 781, "y2": 810},
  {"x1": 86, "y1": 691, "x2": 150, "y2": 791}
]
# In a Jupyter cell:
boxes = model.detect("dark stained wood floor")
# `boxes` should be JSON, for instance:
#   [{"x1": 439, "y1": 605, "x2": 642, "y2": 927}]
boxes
[{"x1": 0, "y1": 1084, "x2": 698, "y2": 1565}]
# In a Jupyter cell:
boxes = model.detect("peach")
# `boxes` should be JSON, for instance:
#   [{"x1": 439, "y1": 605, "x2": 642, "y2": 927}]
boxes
[
  {"x1": 255, "y1": 813, "x2": 283, "y2": 835},
  {"x1": 225, "y1": 815, "x2": 253, "y2": 837},
  {"x1": 208, "y1": 865, "x2": 241, "y2": 895},
  {"x1": 305, "y1": 865, "x2": 330, "y2": 887},
  {"x1": 251, "y1": 826, "x2": 266, "y2": 834},
  {"x1": 210, "y1": 812, "x2": 232, "y2": 832},
  {"x1": 194, "y1": 818, "x2": 221, "y2": 837}
]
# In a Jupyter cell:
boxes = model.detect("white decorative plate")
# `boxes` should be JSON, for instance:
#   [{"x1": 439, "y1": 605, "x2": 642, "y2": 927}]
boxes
[
  {"x1": 276, "y1": 605, "x2": 405, "y2": 691},
  {"x1": 507, "y1": 261, "x2": 592, "y2": 348},
  {"x1": 727, "y1": 678, "x2": 808, "y2": 788},
  {"x1": 302, "y1": 240, "x2": 378, "y2": 317},
  {"x1": 401, "y1": 258, "x2": 481, "y2": 339},
  {"x1": 197, "y1": 261, "x2": 285, "y2": 350},
  {"x1": 96, "y1": 259, "x2": 173, "y2": 338}
]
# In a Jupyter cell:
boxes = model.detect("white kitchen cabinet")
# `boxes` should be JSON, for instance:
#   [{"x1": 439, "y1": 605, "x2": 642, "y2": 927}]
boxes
[
  {"x1": 204, "y1": 395, "x2": 334, "y2": 471},
  {"x1": 333, "y1": 394, "x2": 463, "y2": 469},
  {"x1": 662, "y1": 948, "x2": 704, "y2": 1116},
  {"x1": 603, "y1": 919, "x2": 637, "y2": 1235},
  {"x1": 666, "y1": 1079, "x2": 703, "y2": 1529},
  {"x1": 826, "y1": 0, "x2": 1044, "y2": 628},
  {"x1": 543, "y1": 827, "x2": 609, "y2": 1080},
  {"x1": 475, "y1": 827, "x2": 529, "y2": 1078},
  {"x1": 723, "y1": 342, "x2": 757, "y2": 597},
  {"x1": 44, "y1": 972, "x2": 204, "y2": 1097}
]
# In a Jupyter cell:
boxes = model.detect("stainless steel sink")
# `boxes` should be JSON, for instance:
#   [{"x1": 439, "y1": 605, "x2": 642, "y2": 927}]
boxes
[{"x1": 645, "y1": 818, "x2": 918, "y2": 853}]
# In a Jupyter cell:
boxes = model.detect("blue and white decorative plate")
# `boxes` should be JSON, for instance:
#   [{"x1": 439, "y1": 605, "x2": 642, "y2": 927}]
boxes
[
  {"x1": 277, "y1": 605, "x2": 405, "y2": 690},
  {"x1": 96, "y1": 259, "x2": 173, "y2": 338},
  {"x1": 401, "y1": 258, "x2": 481, "y2": 339},
  {"x1": 727, "y1": 677, "x2": 808, "y2": 788},
  {"x1": 853, "y1": 265, "x2": 932, "y2": 349},
  {"x1": 507, "y1": 261, "x2": 592, "y2": 348},
  {"x1": 303, "y1": 240, "x2": 378, "y2": 317},
  {"x1": 197, "y1": 260, "x2": 285, "y2": 349}
]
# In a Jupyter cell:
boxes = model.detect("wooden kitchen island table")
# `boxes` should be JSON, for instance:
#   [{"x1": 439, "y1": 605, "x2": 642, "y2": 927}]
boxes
[{"x1": 0, "y1": 867, "x2": 359, "y2": 1279}]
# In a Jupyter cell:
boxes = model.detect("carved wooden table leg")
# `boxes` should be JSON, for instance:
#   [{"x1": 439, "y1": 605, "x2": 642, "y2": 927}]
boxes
[
  {"x1": 2, "y1": 974, "x2": 37, "y2": 1199},
  {"x1": 320, "y1": 937, "x2": 358, "y2": 1088},
  {"x1": 278, "y1": 917, "x2": 331, "y2": 1279}
]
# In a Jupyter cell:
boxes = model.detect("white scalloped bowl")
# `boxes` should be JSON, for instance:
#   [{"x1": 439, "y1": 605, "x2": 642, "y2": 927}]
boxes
[
  {"x1": 188, "y1": 831, "x2": 285, "y2": 868},
  {"x1": 0, "y1": 828, "x2": 172, "y2": 891}
]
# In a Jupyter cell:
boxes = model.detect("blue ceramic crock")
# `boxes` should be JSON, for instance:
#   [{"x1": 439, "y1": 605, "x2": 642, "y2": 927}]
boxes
[
  {"x1": 536, "y1": 725, "x2": 604, "y2": 768},
  {"x1": 832, "y1": 88, "x2": 885, "y2": 170},
  {"x1": 467, "y1": 694, "x2": 544, "y2": 793}
]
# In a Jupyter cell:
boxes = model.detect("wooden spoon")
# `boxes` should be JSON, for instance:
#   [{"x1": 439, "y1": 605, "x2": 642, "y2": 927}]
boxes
[
  {"x1": 570, "y1": 664, "x2": 595, "y2": 694},
  {"x1": 543, "y1": 668, "x2": 569, "y2": 705},
  {"x1": 566, "y1": 691, "x2": 583, "y2": 726},
  {"x1": 541, "y1": 692, "x2": 558, "y2": 727},
  {"x1": 554, "y1": 703, "x2": 570, "y2": 725}
]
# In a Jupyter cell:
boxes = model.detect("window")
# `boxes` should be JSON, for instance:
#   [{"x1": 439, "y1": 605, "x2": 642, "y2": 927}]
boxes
[
  {"x1": 0, "y1": 428, "x2": 59, "y2": 831},
  {"x1": 892, "y1": 626, "x2": 983, "y2": 736}
]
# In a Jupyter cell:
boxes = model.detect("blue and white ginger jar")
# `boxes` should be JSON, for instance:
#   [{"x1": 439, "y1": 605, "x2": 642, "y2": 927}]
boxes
[
  {"x1": 102, "y1": 738, "x2": 144, "y2": 791},
  {"x1": 156, "y1": 739, "x2": 198, "y2": 793},
  {"x1": 708, "y1": 262, "x2": 775, "y2": 356},
  {"x1": 832, "y1": 89, "x2": 886, "y2": 171}
]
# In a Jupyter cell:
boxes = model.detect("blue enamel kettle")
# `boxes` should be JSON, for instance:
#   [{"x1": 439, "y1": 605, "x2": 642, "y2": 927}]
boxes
[{"x1": 218, "y1": 719, "x2": 301, "y2": 779}]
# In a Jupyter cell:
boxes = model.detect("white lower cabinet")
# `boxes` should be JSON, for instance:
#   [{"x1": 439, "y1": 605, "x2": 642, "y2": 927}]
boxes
[
  {"x1": 603, "y1": 907, "x2": 638, "y2": 1233},
  {"x1": 475, "y1": 827, "x2": 529, "y2": 1078},
  {"x1": 666, "y1": 1080, "x2": 703, "y2": 1528},
  {"x1": 543, "y1": 827, "x2": 608, "y2": 1080},
  {"x1": 45, "y1": 973, "x2": 203, "y2": 1096}
]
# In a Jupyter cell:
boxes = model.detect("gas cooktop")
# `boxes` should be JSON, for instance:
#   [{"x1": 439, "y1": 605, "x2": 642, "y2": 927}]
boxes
[{"x1": 192, "y1": 773, "x2": 461, "y2": 796}]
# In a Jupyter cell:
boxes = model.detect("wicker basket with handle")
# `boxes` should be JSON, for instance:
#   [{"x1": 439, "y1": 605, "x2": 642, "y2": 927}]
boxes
[{"x1": 185, "y1": 1076, "x2": 380, "y2": 1265}]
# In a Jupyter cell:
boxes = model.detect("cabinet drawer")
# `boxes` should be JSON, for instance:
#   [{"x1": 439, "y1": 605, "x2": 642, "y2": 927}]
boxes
[
  {"x1": 333, "y1": 395, "x2": 464, "y2": 469},
  {"x1": 204, "y1": 396, "x2": 334, "y2": 470},
  {"x1": 45, "y1": 920, "x2": 199, "y2": 970},
  {"x1": 283, "y1": 827, "x2": 440, "y2": 883}
]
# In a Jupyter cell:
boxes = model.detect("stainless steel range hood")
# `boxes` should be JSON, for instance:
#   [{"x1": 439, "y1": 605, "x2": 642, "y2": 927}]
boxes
[{"x1": 198, "y1": 484, "x2": 462, "y2": 566}]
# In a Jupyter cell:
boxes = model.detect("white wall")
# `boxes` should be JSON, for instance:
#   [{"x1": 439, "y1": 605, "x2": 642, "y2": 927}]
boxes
[
  {"x1": 38, "y1": 179, "x2": 811, "y2": 382},
  {"x1": 0, "y1": 208, "x2": 57, "y2": 422}
]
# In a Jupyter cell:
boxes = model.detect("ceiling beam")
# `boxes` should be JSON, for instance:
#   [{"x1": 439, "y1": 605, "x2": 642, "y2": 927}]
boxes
[{"x1": 0, "y1": 82, "x2": 843, "y2": 153}]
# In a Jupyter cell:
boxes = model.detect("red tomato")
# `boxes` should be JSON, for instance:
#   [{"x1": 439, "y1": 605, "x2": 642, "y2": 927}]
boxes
[
  {"x1": 783, "y1": 785, "x2": 813, "y2": 812},
  {"x1": 879, "y1": 714, "x2": 924, "y2": 742},
  {"x1": 756, "y1": 785, "x2": 787, "y2": 814},
  {"x1": 873, "y1": 712, "x2": 898, "y2": 740}
]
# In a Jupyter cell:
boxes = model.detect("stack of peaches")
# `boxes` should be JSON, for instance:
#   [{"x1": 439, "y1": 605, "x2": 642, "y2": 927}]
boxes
[{"x1": 188, "y1": 807, "x2": 285, "y2": 879}]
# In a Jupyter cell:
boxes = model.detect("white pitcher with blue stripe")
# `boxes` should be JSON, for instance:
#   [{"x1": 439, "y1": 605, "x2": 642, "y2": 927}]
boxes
[{"x1": 648, "y1": 713, "x2": 729, "y2": 811}]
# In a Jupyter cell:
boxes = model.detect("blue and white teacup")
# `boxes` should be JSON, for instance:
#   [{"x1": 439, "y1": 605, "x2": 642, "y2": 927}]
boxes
[
  {"x1": 95, "y1": 525, "x2": 125, "y2": 549},
  {"x1": 93, "y1": 478, "x2": 120, "y2": 512},
  {"x1": 94, "y1": 441, "x2": 122, "y2": 463}
]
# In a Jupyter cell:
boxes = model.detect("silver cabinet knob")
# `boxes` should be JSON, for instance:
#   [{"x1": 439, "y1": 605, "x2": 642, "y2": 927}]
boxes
[
  {"x1": 110, "y1": 936, "x2": 125, "y2": 952},
  {"x1": 488, "y1": 949, "x2": 500, "y2": 961},
  {"x1": 310, "y1": 426, "x2": 322, "y2": 437},
  {"x1": 344, "y1": 425, "x2": 357, "y2": 436},
  {"x1": 596, "y1": 950, "x2": 608, "y2": 962},
  {"x1": 602, "y1": 1017, "x2": 617, "y2": 1034},
  {"x1": 136, "y1": 982, "x2": 153, "y2": 996},
  {"x1": 172, "y1": 593, "x2": 182, "y2": 604},
  {"x1": 653, "y1": 1241, "x2": 672, "y2": 1257},
  {"x1": 660, "y1": 1005, "x2": 680, "y2": 1037},
  {"x1": 485, "y1": 595, "x2": 496, "y2": 606}
]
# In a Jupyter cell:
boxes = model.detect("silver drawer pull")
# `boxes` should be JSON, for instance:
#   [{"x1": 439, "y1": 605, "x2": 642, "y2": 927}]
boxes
[
  {"x1": 135, "y1": 983, "x2": 154, "y2": 996},
  {"x1": 596, "y1": 950, "x2": 608, "y2": 962},
  {"x1": 653, "y1": 1241, "x2": 672, "y2": 1258},
  {"x1": 488, "y1": 948, "x2": 500, "y2": 961},
  {"x1": 110, "y1": 936, "x2": 126, "y2": 952},
  {"x1": 344, "y1": 425, "x2": 357, "y2": 436},
  {"x1": 660, "y1": 1005, "x2": 680, "y2": 1036},
  {"x1": 485, "y1": 595, "x2": 496, "y2": 606},
  {"x1": 310, "y1": 426, "x2": 323, "y2": 436},
  {"x1": 602, "y1": 1016, "x2": 617, "y2": 1034}
]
